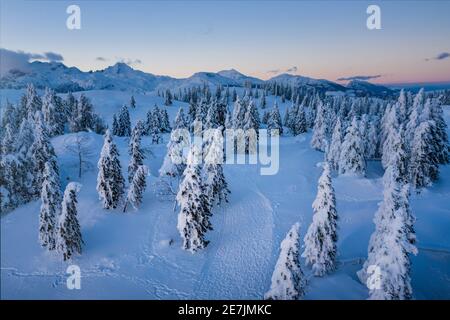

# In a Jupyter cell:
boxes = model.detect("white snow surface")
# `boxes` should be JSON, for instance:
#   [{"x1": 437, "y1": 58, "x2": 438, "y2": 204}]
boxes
[{"x1": 1, "y1": 90, "x2": 449, "y2": 299}]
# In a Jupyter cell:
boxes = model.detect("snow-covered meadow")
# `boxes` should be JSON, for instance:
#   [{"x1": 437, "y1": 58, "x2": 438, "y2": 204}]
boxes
[{"x1": 1, "y1": 89, "x2": 449, "y2": 300}]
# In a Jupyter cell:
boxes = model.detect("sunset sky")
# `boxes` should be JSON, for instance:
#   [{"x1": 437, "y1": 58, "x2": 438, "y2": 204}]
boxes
[{"x1": 1, "y1": 0, "x2": 449, "y2": 84}]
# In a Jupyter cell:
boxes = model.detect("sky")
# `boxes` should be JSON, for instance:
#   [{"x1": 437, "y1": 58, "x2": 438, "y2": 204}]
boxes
[{"x1": 1, "y1": 0, "x2": 449, "y2": 84}]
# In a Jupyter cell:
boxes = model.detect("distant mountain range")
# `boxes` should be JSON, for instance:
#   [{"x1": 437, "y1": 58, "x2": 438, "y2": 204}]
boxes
[{"x1": 0, "y1": 61, "x2": 395, "y2": 97}]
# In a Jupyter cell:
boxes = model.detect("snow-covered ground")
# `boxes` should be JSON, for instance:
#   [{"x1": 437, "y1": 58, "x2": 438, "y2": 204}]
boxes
[{"x1": 1, "y1": 90, "x2": 449, "y2": 299}]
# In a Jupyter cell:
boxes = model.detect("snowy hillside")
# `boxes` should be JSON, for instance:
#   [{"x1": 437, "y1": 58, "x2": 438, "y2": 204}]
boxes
[{"x1": 1, "y1": 88, "x2": 449, "y2": 299}]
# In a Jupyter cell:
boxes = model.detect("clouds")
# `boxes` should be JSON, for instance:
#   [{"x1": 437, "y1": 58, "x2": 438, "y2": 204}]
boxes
[
  {"x1": 425, "y1": 52, "x2": 450, "y2": 61},
  {"x1": 0, "y1": 48, "x2": 64, "y2": 77},
  {"x1": 267, "y1": 66, "x2": 299, "y2": 75},
  {"x1": 119, "y1": 58, "x2": 142, "y2": 66},
  {"x1": 95, "y1": 56, "x2": 108, "y2": 62},
  {"x1": 337, "y1": 74, "x2": 382, "y2": 82}
]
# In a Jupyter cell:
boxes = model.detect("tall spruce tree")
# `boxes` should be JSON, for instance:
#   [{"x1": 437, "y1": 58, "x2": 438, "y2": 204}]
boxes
[
  {"x1": 56, "y1": 182, "x2": 83, "y2": 261},
  {"x1": 39, "y1": 162, "x2": 62, "y2": 250},
  {"x1": 176, "y1": 146, "x2": 212, "y2": 252},
  {"x1": 124, "y1": 165, "x2": 148, "y2": 212},
  {"x1": 97, "y1": 130, "x2": 125, "y2": 209},
  {"x1": 339, "y1": 117, "x2": 366, "y2": 176},
  {"x1": 302, "y1": 163, "x2": 338, "y2": 276},
  {"x1": 128, "y1": 120, "x2": 145, "y2": 183}
]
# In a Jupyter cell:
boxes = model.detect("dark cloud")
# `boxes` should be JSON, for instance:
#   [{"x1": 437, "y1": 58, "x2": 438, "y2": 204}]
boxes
[
  {"x1": 337, "y1": 75, "x2": 382, "y2": 81},
  {"x1": 96, "y1": 56, "x2": 108, "y2": 61},
  {"x1": 266, "y1": 69, "x2": 280, "y2": 74},
  {"x1": 118, "y1": 57, "x2": 142, "y2": 66},
  {"x1": 0, "y1": 48, "x2": 65, "y2": 76},
  {"x1": 286, "y1": 66, "x2": 298, "y2": 73},
  {"x1": 425, "y1": 52, "x2": 449, "y2": 61}
]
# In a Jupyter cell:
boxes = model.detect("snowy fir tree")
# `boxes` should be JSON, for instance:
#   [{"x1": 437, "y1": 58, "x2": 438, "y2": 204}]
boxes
[
  {"x1": 339, "y1": 117, "x2": 366, "y2": 176},
  {"x1": 409, "y1": 120, "x2": 439, "y2": 189},
  {"x1": 159, "y1": 131, "x2": 187, "y2": 179},
  {"x1": 265, "y1": 222, "x2": 306, "y2": 300},
  {"x1": 357, "y1": 164, "x2": 417, "y2": 300},
  {"x1": 311, "y1": 99, "x2": 328, "y2": 151},
  {"x1": 42, "y1": 88, "x2": 65, "y2": 136},
  {"x1": 267, "y1": 102, "x2": 283, "y2": 135},
  {"x1": 290, "y1": 103, "x2": 307, "y2": 136},
  {"x1": 31, "y1": 111, "x2": 59, "y2": 197},
  {"x1": 112, "y1": 114, "x2": 119, "y2": 136},
  {"x1": 114, "y1": 105, "x2": 131, "y2": 137},
  {"x1": 124, "y1": 165, "x2": 148, "y2": 212},
  {"x1": 232, "y1": 96, "x2": 246, "y2": 129},
  {"x1": 56, "y1": 182, "x2": 83, "y2": 261},
  {"x1": 74, "y1": 94, "x2": 95, "y2": 132},
  {"x1": 173, "y1": 108, "x2": 188, "y2": 129},
  {"x1": 39, "y1": 162, "x2": 62, "y2": 250},
  {"x1": 176, "y1": 146, "x2": 212, "y2": 253},
  {"x1": 302, "y1": 163, "x2": 338, "y2": 276},
  {"x1": 23, "y1": 84, "x2": 42, "y2": 119},
  {"x1": 159, "y1": 108, "x2": 172, "y2": 133},
  {"x1": 243, "y1": 100, "x2": 260, "y2": 154},
  {"x1": 327, "y1": 117, "x2": 343, "y2": 171},
  {"x1": 164, "y1": 89, "x2": 173, "y2": 106},
  {"x1": 97, "y1": 130, "x2": 125, "y2": 209},
  {"x1": 146, "y1": 106, "x2": 162, "y2": 144},
  {"x1": 203, "y1": 129, "x2": 230, "y2": 207},
  {"x1": 130, "y1": 95, "x2": 136, "y2": 109},
  {"x1": 128, "y1": 120, "x2": 145, "y2": 183}
]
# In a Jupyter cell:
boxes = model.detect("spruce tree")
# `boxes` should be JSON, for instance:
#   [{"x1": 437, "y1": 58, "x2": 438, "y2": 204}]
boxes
[
  {"x1": 159, "y1": 109, "x2": 171, "y2": 133},
  {"x1": 357, "y1": 164, "x2": 417, "y2": 300},
  {"x1": 265, "y1": 222, "x2": 306, "y2": 300},
  {"x1": 174, "y1": 108, "x2": 188, "y2": 129},
  {"x1": 39, "y1": 162, "x2": 62, "y2": 250},
  {"x1": 42, "y1": 88, "x2": 65, "y2": 136},
  {"x1": 311, "y1": 99, "x2": 328, "y2": 151},
  {"x1": 130, "y1": 95, "x2": 136, "y2": 109},
  {"x1": 124, "y1": 165, "x2": 148, "y2": 212},
  {"x1": 176, "y1": 146, "x2": 212, "y2": 252},
  {"x1": 267, "y1": 102, "x2": 283, "y2": 135},
  {"x1": 327, "y1": 118, "x2": 343, "y2": 171},
  {"x1": 97, "y1": 130, "x2": 125, "y2": 209},
  {"x1": 31, "y1": 111, "x2": 59, "y2": 197},
  {"x1": 339, "y1": 117, "x2": 366, "y2": 176},
  {"x1": 128, "y1": 120, "x2": 145, "y2": 183},
  {"x1": 302, "y1": 163, "x2": 338, "y2": 276},
  {"x1": 56, "y1": 182, "x2": 83, "y2": 261}
]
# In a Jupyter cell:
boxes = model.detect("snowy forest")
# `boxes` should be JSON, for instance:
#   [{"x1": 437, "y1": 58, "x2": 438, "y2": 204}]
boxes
[{"x1": 1, "y1": 76, "x2": 449, "y2": 300}]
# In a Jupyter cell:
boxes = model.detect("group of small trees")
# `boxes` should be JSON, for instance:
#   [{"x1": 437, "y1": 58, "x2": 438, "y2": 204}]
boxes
[
  {"x1": 145, "y1": 105, "x2": 171, "y2": 144},
  {"x1": 1, "y1": 84, "x2": 105, "y2": 213}
]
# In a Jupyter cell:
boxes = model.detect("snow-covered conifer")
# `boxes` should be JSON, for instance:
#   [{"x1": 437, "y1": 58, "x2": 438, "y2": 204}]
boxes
[
  {"x1": 173, "y1": 108, "x2": 188, "y2": 129},
  {"x1": 56, "y1": 182, "x2": 83, "y2": 260},
  {"x1": 267, "y1": 102, "x2": 283, "y2": 135},
  {"x1": 265, "y1": 223, "x2": 306, "y2": 300},
  {"x1": 124, "y1": 165, "x2": 148, "y2": 211},
  {"x1": 327, "y1": 118, "x2": 343, "y2": 171},
  {"x1": 311, "y1": 99, "x2": 328, "y2": 151},
  {"x1": 176, "y1": 146, "x2": 212, "y2": 252},
  {"x1": 39, "y1": 162, "x2": 62, "y2": 250},
  {"x1": 128, "y1": 120, "x2": 145, "y2": 183},
  {"x1": 302, "y1": 163, "x2": 338, "y2": 276},
  {"x1": 339, "y1": 117, "x2": 366, "y2": 176},
  {"x1": 96, "y1": 130, "x2": 125, "y2": 209}
]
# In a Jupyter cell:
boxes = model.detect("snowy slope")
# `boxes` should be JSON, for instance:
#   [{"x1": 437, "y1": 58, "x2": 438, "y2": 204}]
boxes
[{"x1": 1, "y1": 90, "x2": 449, "y2": 299}]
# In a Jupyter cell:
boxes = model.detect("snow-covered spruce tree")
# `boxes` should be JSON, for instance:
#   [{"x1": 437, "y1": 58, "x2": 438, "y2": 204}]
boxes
[
  {"x1": 383, "y1": 125, "x2": 409, "y2": 184},
  {"x1": 260, "y1": 92, "x2": 266, "y2": 109},
  {"x1": 1, "y1": 123, "x2": 15, "y2": 155},
  {"x1": 291, "y1": 104, "x2": 307, "y2": 136},
  {"x1": 380, "y1": 103, "x2": 399, "y2": 157},
  {"x1": 366, "y1": 119, "x2": 380, "y2": 160},
  {"x1": 164, "y1": 89, "x2": 173, "y2": 106},
  {"x1": 130, "y1": 95, "x2": 136, "y2": 109},
  {"x1": 159, "y1": 131, "x2": 187, "y2": 179},
  {"x1": 267, "y1": 102, "x2": 283, "y2": 135},
  {"x1": 173, "y1": 108, "x2": 188, "y2": 129},
  {"x1": 31, "y1": 111, "x2": 59, "y2": 198},
  {"x1": 65, "y1": 92, "x2": 79, "y2": 132},
  {"x1": 243, "y1": 100, "x2": 260, "y2": 154},
  {"x1": 311, "y1": 99, "x2": 328, "y2": 151},
  {"x1": 124, "y1": 165, "x2": 148, "y2": 212},
  {"x1": 339, "y1": 117, "x2": 366, "y2": 176},
  {"x1": 56, "y1": 182, "x2": 83, "y2": 261},
  {"x1": 327, "y1": 117, "x2": 343, "y2": 171},
  {"x1": 302, "y1": 163, "x2": 338, "y2": 276},
  {"x1": 265, "y1": 222, "x2": 306, "y2": 300},
  {"x1": 429, "y1": 98, "x2": 449, "y2": 164},
  {"x1": 176, "y1": 146, "x2": 212, "y2": 253},
  {"x1": 203, "y1": 128, "x2": 230, "y2": 207},
  {"x1": 232, "y1": 96, "x2": 246, "y2": 129},
  {"x1": 24, "y1": 84, "x2": 42, "y2": 119},
  {"x1": 96, "y1": 130, "x2": 125, "y2": 209},
  {"x1": 39, "y1": 162, "x2": 62, "y2": 250},
  {"x1": 116, "y1": 105, "x2": 131, "y2": 137},
  {"x1": 147, "y1": 106, "x2": 162, "y2": 144},
  {"x1": 42, "y1": 88, "x2": 65, "y2": 136},
  {"x1": 357, "y1": 164, "x2": 417, "y2": 300},
  {"x1": 112, "y1": 114, "x2": 119, "y2": 136},
  {"x1": 0, "y1": 155, "x2": 24, "y2": 213},
  {"x1": 128, "y1": 120, "x2": 145, "y2": 183},
  {"x1": 159, "y1": 108, "x2": 172, "y2": 133},
  {"x1": 409, "y1": 120, "x2": 439, "y2": 189},
  {"x1": 283, "y1": 106, "x2": 291, "y2": 128},
  {"x1": 74, "y1": 94, "x2": 95, "y2": 132}
]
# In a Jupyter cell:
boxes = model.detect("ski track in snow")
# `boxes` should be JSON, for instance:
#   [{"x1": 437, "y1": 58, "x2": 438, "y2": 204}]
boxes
[{"x1": 194, "y1": 168, "x2": 275, "y2": 299}]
